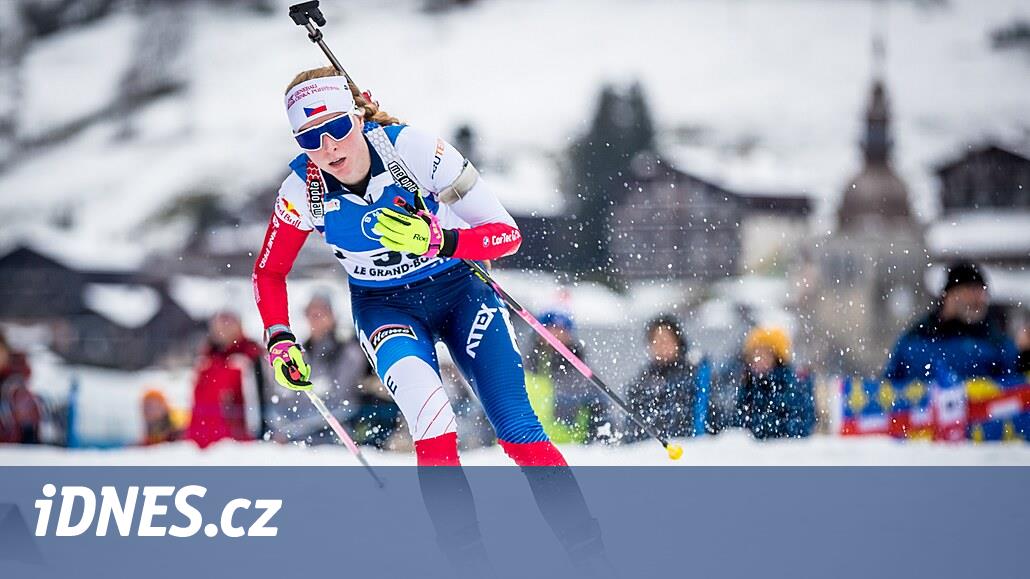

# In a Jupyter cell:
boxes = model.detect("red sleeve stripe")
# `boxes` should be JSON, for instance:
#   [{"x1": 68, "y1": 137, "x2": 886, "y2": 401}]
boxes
[
  {"x1": 252, "y1": 213, "x2": 310, "y2": 330},
  {"x1": 451, "y1": 222, "x2": 522, "y2": 261}
]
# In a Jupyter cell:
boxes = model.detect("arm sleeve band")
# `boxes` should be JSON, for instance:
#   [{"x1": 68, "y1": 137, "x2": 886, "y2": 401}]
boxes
[{"x1": 437, "y1": 160, "x2": 480, "y2": 204}]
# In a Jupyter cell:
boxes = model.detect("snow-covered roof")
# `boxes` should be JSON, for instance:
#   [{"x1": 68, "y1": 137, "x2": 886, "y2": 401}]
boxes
[
  {"x1": 82, "y1": 283, "x2": 161, "y2": 328},
  {"x1": 927, "y1": 211, "x2": 1030, "y2": 259},
  {"x1": 0, "y1": 229, "x2": 146, "y2": 273},
  {"x1": 665, "y1": 143, "x2": 819, "y2": 199}
]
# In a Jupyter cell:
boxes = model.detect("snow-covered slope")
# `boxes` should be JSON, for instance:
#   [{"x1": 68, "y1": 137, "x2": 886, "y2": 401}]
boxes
[{"x1": 1, "y1": 0, "x2": 1027, "y2": 266}]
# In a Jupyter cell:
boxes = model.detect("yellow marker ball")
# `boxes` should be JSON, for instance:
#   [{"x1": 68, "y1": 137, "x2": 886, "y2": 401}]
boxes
[{"x1": 666, "y1": 443, "x2": 684, "y2": 461}]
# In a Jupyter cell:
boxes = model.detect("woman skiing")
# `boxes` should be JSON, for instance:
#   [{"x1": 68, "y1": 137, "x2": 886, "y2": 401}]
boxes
[
  {"x1": 252, "y1": 67, "x2": 566, "y2": 468},
  {"x1": 253, "y1": 66, "x2": 611, "y2": 576}
]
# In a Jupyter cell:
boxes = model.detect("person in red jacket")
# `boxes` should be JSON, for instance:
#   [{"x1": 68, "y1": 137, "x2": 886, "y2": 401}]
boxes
[
  {"x1": 0, "y1": 330, "x2": 40, "y2": 444},
  {"x1": 0, "y1": 330, "x2": 31, "y2": 390},
  {"x1": 186, "y1": 311, "x2": 267, "y2": 449}
]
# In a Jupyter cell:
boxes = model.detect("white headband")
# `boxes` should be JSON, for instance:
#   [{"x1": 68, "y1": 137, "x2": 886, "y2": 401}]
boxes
[{"x1": 284, "y1": 76, "x2": 357, "y2": 133}]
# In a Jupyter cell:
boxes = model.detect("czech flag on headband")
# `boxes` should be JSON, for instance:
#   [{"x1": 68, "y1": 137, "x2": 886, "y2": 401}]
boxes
[{"x1": 303, "y1": 101, "x2": 328, "y2": 118}]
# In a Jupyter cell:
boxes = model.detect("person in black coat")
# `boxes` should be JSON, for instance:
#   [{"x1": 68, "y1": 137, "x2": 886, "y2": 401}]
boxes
[
  {"x1": 623, "y1": 315, "x2": 697, "y2": 444},
  {"x1": 884, "y1": 262, "x2": 1020, "y2": 386}
]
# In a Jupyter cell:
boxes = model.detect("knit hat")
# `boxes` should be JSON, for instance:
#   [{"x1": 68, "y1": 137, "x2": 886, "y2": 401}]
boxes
[
  {"x1": 744, "y1": 327, "x2": 791, "y2": 363},
  {"x1": 943, "y1": 261, "x2": 987, "y2": 293}
]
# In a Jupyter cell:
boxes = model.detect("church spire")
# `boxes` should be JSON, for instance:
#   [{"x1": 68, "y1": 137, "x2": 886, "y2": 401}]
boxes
[
  {"x1": 862, "y1": 80, "x2": 891, "y2": 165},
  {"x1": 864, "y1": 8, "x2": 891, "y2": 166}
]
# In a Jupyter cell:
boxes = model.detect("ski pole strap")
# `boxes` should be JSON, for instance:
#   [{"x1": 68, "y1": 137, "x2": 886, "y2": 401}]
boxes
[
  {"x1": 366, "y1": 127, "x2": 424, "y2": 197},
  {"x1": 366, "y1": 126, "x2": 475, "y2": 206}
]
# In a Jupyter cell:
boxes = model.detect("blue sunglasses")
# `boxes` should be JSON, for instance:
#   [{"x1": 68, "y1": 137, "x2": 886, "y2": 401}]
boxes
[{"x1": 294, "y1": 114, "x2": 358, "y2": 151}]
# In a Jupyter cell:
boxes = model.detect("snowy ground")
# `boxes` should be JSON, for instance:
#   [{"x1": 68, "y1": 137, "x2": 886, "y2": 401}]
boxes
[{"x1": 3, "y1": 431, "x2": 1030, "y2": 466}]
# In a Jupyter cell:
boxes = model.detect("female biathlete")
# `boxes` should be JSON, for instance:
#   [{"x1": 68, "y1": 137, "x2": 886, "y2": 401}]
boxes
[
  {"x1": 254, "y1": 67, "x2": 611, "y2": 574},
  {"x1": 252, "y1": 67, "x2": 566, "y2": 467}
]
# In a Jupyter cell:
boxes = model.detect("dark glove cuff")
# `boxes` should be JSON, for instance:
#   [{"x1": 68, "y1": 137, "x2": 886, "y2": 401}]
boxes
[
  {"x1": 267, "y1": 330, "x2": 297, "y2": 350},
  {"x1": 438, "y1": 229, "x2": 459, "y2": 258}
]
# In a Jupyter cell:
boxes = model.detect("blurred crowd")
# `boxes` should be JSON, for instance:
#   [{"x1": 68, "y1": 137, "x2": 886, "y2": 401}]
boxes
[{"x1": 2, "y1": 261, "x2": 1028, "y2": 450}]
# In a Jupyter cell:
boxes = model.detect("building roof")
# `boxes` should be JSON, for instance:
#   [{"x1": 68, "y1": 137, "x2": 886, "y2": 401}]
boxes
[
  {"x1": 935, "y1": 142, "x2": 1030, "y2": 176},
  {"x1": 0, "y1": 232, "x2": 145, "y2": 274}
]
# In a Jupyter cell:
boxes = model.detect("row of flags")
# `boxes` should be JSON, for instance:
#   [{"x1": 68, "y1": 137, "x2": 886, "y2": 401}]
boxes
[{"x1": 838, "y1": 376, "x2": 1030, "y2": 442}]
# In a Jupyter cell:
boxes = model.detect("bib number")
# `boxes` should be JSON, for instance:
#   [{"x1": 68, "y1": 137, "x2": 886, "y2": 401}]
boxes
[{"x1": 371, "y1": 250, "x2": 422, "y2": 267}]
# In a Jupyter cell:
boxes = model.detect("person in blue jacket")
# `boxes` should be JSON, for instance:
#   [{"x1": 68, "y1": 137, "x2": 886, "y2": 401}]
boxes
[
  {"x1": 736, "y1": 327, "x2": 814, "y2": 439},
  {"x1": 883, "y1": 262, "x2": 1020, "y2": 386}
]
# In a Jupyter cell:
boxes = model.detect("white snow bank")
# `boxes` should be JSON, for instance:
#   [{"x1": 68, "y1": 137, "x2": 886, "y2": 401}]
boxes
[
  {"x1": 484, "y1": 155, "x2": 566, "y2": 217},
  {"x1": 2, "y1": 430, "x2": 1028, "y2": 466},
  {"x1": 927, "y1": 211, "x2": 1030, "y2": 259},
  {"x1": 82, "y1": 283, "x2": 161, "y2": 328},
  {"x1": 490, "y1": 270, "x2": 690, "y2": 327}
]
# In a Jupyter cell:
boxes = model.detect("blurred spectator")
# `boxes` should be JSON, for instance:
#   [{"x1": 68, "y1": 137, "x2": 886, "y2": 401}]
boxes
[
  {"x1": 0, "y1": 385, "x2": 42, "y2": 444},
  {"x1": 883, "y1": 262, "x2": 1020, "y2": 385},
  {"x1": 736, "y1": 327, "x2": 814, "y2": 439},
  {"x1": 525, "y1": 311, "x2": 609, "y2": 443},
  {"x1": 0, "y1": 330, "x2": 41, "y2": 444},
  {"x1": 282, "y1": 293, "x2": 399, "y2": 448},
  {"x1": 304, "y1": 292, "x2": 397, "y2": 447},
  {"x1": 0, "y1": 330, "x2": 31, "y2": 391},
  {"x1": 1017, "y1": 319, "x2": 1030, "y2": 376},
  {"x1": 440, "y1": 361, "x2": 495, "y2": 450},
  {"x1": 623, "y1": 315, "x2": 698, "y2": 444},
  {"x1": 186, "y1": 311, "x2": 267, "y2": 448},
  {"x1": 142, "y1": 389, "x2": 181, "y2": 445}
]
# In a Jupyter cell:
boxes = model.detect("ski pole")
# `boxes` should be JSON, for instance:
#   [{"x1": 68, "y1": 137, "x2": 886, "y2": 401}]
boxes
[
  {"x1": 304, "y1": 390, "x2": 385, "y2": 488},
  {"x1": 391, "y1": 198, "x2": 684, "y2": 461},
  {"x1": 289, "y1": 1, "x2": 360, "y2": 93},
  {"x1": 285, "y1": 364, "x2": 385, "y2": 487},
  {"x1": 472, "y1": 261, "x2": 683, "y2": 460}
]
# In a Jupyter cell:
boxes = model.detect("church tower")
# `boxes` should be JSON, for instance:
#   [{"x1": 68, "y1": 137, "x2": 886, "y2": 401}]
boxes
[{"x1": 797, "y1": 33, "x2": 928, "y2": 377}]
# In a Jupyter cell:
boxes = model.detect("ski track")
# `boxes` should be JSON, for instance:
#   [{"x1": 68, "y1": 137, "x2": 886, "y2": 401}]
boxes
[{"x1": 4, "y1": 431, "x2": 1030, "y2": 466}]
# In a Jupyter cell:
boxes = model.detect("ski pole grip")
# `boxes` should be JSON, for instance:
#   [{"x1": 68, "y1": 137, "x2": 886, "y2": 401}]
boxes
[
  {"x1": 393, "y1": 196, "x2": 417, "y2": 216},
  {"x1": 289, "y1": 1, "x2": 326, "y2": 27}
]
